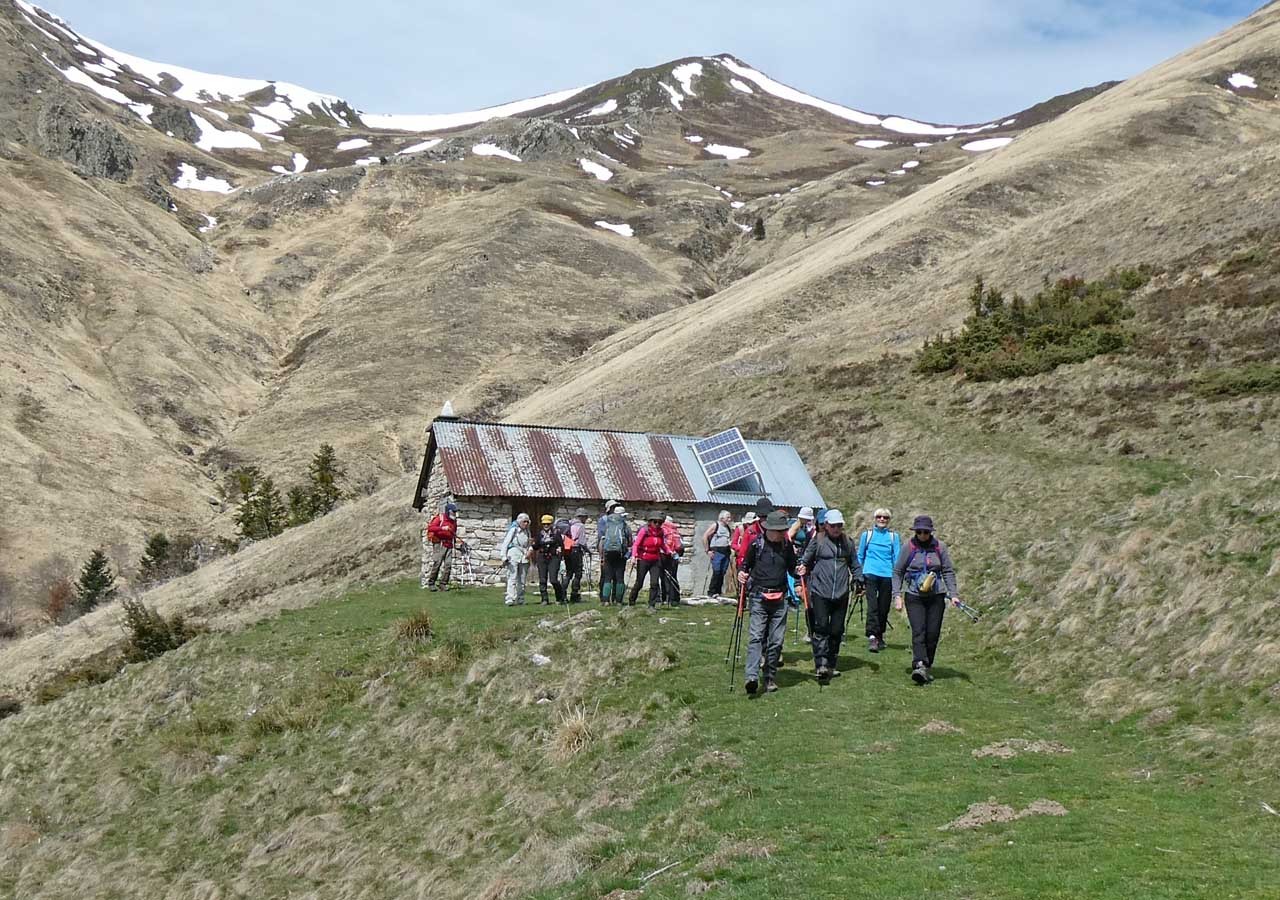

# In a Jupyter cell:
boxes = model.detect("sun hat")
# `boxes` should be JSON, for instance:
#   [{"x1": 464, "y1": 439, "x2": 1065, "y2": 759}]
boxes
[
  {"x1": 575, "y1": 507, "x2": 588, "y2": 517},
  {"x1": 911, "y1": 515, "x2": 935, "y2": 532},
  {"x1": 614, "y1": 506, "x2": 626, "y2": 516},
  {"x1": 797, "y1": 506, "x2": 815, "y2": 521},
  {"x1": 604, "y1": 499, "x2": 618, "y2": 511},
  {"x1": 647, "y1": 513, "x2": 662, "y2": 522},
  {"x1": 742, "y1": 511, "x2": 758, "y2": 525},
  {"x1": 824, "y1": 509, "x2": 845, "y2": 525},
  {"x1": 763, "y1": 510, "x2": 789, "y2": 531}
]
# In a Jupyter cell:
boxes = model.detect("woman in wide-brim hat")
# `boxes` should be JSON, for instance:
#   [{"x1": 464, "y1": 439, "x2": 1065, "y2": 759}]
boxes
[{"x1": 892, "y1": 515, "x2": 961, "y2": 684}]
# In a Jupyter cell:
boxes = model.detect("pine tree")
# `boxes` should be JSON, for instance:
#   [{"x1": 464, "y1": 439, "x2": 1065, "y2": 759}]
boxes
[
  {"x1": 255, "y1": 477, "x2": 287, "y2": 538},
  {"x1": 75, "y1": 549, "x2": 117, "y2": 615},
  {"x1": 138, "y1": 533, "x2": 171, "y2": 585},
  {"x1": 753, "y1": 217, "x2": 766, "y2": 241},
  {"x1": 287, "y1": 486, "x2": 314, "y2": 528},
  {"x1": 235, "y1": 473, "x2": 287, "y2": 541},
  {"x1": 306, "y1": 443, "x2": 345, "y2": 516}
]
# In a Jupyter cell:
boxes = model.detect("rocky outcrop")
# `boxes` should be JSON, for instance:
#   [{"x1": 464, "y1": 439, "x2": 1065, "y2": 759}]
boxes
[
  {"x1": 35, "y1": 99, "x2": 135, "y2": 182},
  {"x1": 147, "y1": 102, "x2": 199, "y2": 144}
]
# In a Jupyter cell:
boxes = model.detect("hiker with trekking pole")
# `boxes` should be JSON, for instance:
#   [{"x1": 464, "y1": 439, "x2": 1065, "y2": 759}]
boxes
[
  {"x1": 796, "y1": 509, "x2": 861, "y2": 684},
  {"x1": 702, "y1": 510, "x2": 734, "y2": 600},
  {"x1": 736, "y1": 509, "x2": 799, "y2": 695},
  {"x1": 565, "y1": 508, "x2": 591, "y2": 603},
  {"x1": 533, "y1": 515, "x2": 569, "y2": 605},
  {"x1": 422, "y1": 501, "x2": 459, "y2": 591},
  {"x1": 628, "y1": 513, "x2": 669, "y2": 608},
  {"x1": 660, "y1": 515, "x2": 684, "y2": 607},
  {"x1": 892, "y1": 515, "x2": 961, "y2": 684},
  {"x1": 857, "y1": 507, "x2": 900, "y2": 653},
  {"x1": 598, "y1": 505, "x2": 631, "y2": 605}
]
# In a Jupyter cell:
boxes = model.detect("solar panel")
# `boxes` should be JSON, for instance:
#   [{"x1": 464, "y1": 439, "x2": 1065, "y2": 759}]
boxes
[{"x1": 693, "y1": 428, "x2": 761, "y2": 490}]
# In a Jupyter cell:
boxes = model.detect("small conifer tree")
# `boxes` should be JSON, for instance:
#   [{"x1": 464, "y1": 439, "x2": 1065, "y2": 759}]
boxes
[
  {"x1": 75, "y1": 549, "x2": 117, "y2": 616},
  {"x1": 138, "y1": 533, "x2": 171, "y2": 585},
  {"x1": 307, "y1": 443, "x2": 345, "y2": 516},
  {"x1": 287, "y1": 486, "x2": 314, "y2": 528},
  {"x1": 753, "y1": 217, "x2": 766, "y2": 240},
  {"x1": 235, "y1": 473, "x2": 287, "y2": 541}
]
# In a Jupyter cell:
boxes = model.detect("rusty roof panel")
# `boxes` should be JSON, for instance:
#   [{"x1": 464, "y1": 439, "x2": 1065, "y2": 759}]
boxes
[{"x1": 433, "y1": 421, "x2": 699, "y2": 502}]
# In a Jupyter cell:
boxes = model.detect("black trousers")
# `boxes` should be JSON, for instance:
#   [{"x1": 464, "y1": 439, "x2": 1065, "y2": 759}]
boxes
[
  {"x1": 865, "y1": 574, "x2": 893, "y2": 638},
  {"x1": 809, "y1": 592, "x2": 849, "y2": 670},
  {"x1": 537, "y1": 555, "x2": 565, "y2": 604},
  {"x1": 662, "y1": 556, "x2": 680, "y2": 606},
  {"x1": 708, "y1": 548, "x2": 730, "y2": 596},
  {"x1": 564, "y1": 549, "x2": 585, "y2": 601},
  {"x1": 601, "y1": 550, "x2": 627, "y2": 603},
  {"x1": 905, "y1": 593, "x2": 946, "y2": 667},
  {"x1": 629, "y1": 559, "x2": 661, "y2": 607}
]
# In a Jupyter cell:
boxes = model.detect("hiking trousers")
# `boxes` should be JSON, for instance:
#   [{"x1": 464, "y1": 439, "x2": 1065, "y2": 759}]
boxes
[
  {"x1": 662, "y1": 556, "x2": 680, "y2": 606},
  {"x1": 864, "y1": 575, "x2": 893, "y2": 639},
  {"x1": 905, "y1": 593, "x2": 947, "y2": 667},
  {"x1": 601, "y1": 550, "x2": 627, "y2": 603},
  {"x1": 708, "y1": 548, "x2": 730, "y2": 596},
  {"x1": 808, "y1": 592, "x2": 849, "y2": 671},
  {"x1": 425, "y1": 543, "x2": 452, "y2": 588},
  {"x1": 505, "y1": 562, "x2": 529, "y2": 605},
  {"x1": 745, "y1": 594, "x2": 788, "y2": 683},
  {"x1": 565, "y1": 548, "x2": 585, "y2": 602},
  {"x1": 537, "y1": 555, "x2": 566, "y2": 604},
  {"x1": 629, "y1": 559, "x2": 662, "y2": 607}
]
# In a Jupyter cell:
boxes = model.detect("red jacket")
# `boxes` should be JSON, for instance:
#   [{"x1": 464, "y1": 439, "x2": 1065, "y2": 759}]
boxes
[
  {"x1": 426, "y1": 514, "x2": 457, "y2": 548},
  {"x1": 631, "y1": 525, "x2": 667, "y2": 562},
  {"x1": 731, "y1": 522, "x2": 760, "y2": 561},
  {"x1": 661, "y1": 522, "x2": 684, "y2": 556}
]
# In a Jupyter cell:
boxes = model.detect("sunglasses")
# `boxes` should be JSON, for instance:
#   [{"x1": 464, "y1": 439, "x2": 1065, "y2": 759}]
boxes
[
  {"x1": 914, "y1": 530, "x2": 932, "y2": 536},
  {"x1": 875, "y1": 515, "x2": 890, "y2": 521}
]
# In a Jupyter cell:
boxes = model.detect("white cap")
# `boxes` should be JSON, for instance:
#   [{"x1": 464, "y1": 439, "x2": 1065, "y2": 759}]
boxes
[
  {"x1": 742, "y1": 511, "x2": 758, "y2": 525},
  {"x1": 798, "y1": 506, "x2": 815, "y2": 521},
  {"x1": 614, "y1": 506, "x2": 626, "y2": 516},
  {"x1": 824, "y1": 509, "x2": 845, "y2": 525}
]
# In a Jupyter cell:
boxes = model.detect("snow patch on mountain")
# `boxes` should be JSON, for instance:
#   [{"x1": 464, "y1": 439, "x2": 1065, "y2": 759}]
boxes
[
  {"x1": 472, "y1": 143, "x2": 521, "y2": 162},
  {"x1": 398, "y1": 138, "x2": 443, "y2": 155},
  {"x1": 855, "y1": 139, "x2": 891, "y2": 149},
  {"x1": 685, "y1": 135, "x2": 704, "y2": 143},
  {"x1": 354, "y1": 156, "x2": 381, "y2": 166},
  {"x1": 271, "y1": 153, "x2": 308, "y2": 175},
  {"x1": 659, "y1": 82, "x2": 684, "y2": 111},
  {"x1": 961, "y1": 137, "x2": 1014, "y2": 152},
  {"x1": 173, "y1": 163, "x2": 235, "y2": 193},
  {"x1": 199, "y1": 214, "x2": 218, "y2": 233},
  {"x1": 363, "y1": 86, "x2": 585, "y2": 132},
  {"x1": 576, "y1": 98, "x2": 618, "y2": 118},
  {"x1": 672, "y1": 62, "x2": 703, "y2": 97},
  {"x1": 594, "y1": 220, "x2": 633, "y2": 237},
  {"x1": 47, "y1": 57, "x2": 152, "y2": 121},
  {"x1": 706, "y1": 144, "x2": 749, "y2": 160},
  {"x1": 192, "y1": 113, "x2": 262, "y2": 152},
  {"x1": 579, "y1": 158, "x2": 613, "y2": 181},
  {"x1": 715, "y1": 56, "x2": 880, "y2": 126},
  {"x1": 1227, "y1": 72, "x2": 1257, "y2": 89},
  {"x1": 729, "y1": 78, "x2": 754, "y2": 94},
  {"x1": 336, "y1": 138, "x2": 372, "y2": 152},
  {"x1": 902, "y1": 160, "x2": 919, "y2": 169},
  {"x1": 249, "y1": 114, "x2": 282, "y2": 136}
]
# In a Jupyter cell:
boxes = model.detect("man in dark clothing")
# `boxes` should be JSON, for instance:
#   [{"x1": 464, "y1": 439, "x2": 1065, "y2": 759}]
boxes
[
  {"x1": 533, "y1": 514, "x2": 568, "y2": 605},
  {"x1": 797, "y1": 509, "x2": 861, "y2": 684},
  {"x1": 737, "y1": 509, "x2": 798, "y2": 695},
  {"x1": 598, "y1": 506, "x2": 631, "y2": 605}
]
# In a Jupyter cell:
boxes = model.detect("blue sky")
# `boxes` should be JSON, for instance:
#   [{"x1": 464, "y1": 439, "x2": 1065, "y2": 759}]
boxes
[{"x1": 36, "y1": 0, "x2": 1263, "y2": 123}]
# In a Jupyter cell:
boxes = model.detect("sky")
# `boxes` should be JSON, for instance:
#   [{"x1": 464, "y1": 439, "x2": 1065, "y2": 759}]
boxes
[{"x1": 31, "y1": 0, "x2": 1264, "y2": 124}]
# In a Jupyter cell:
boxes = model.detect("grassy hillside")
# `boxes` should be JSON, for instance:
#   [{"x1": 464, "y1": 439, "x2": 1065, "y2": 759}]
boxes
[{"x1": 3, "y1": 584, "x2": 1278, "y2": 899}]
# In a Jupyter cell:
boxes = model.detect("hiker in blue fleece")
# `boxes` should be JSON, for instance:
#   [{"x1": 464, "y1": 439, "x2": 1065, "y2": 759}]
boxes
[
  {"x1": 857, "y1": 507, "x2": 900, "y2": 653},
  {"x1": 892, "y1": 515, "x2": 961, "y2": 685}
]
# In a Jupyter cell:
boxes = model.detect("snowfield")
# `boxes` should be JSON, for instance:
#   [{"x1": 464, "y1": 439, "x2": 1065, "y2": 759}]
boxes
[
  {"x1": 398, "y1": 138, "x2": 443, "y2": 155},
  {"x1": 576, "y1": 98, "x2": 618, "y2": 118},
  {"x1": 363, "y1": 86, "x2": 585, "y2": 132},
  {"x1": 472, "y1": 143, "x2": 521, "y2": 162},
  {"x1": 173, "y1": 163, "x2": 235, "y2": 193},
  {"x1": 271, "y1": 153, "x2": 308, "y2": 175},
  {"x1": 192, "y1": 113, "x2": 263, "y2": 152},
  {"x1": 855, "y1": 140, "x2": 891, "y2": 149},
  {"x1": 659, "y1": 82, "x2": 684, "y2": 110},
  {"x1": 962, "y1": 137, "x2": 1014, "y2": 152},
  {"x1": 705, "y1": 144, "x2": 750, "y2": 160},
  {"x1": 336, "y1": 138, "x2": 372, "y2": 152},
  {"x1": 729, "y1": 78, "x2": 754, "y2": 94},
  {"x1": 579, "y1": 158, "x2": 614, "y2": 181},
  {"x1": 672, "y1": 62, "x2": 703, "y2": 97},
  {"x1": 594, "y1": 220, "x2": 634, "y2": 237}
]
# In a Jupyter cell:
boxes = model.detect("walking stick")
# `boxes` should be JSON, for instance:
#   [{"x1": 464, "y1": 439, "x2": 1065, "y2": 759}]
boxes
[
  {"x1": 845, "y1": 582, "x2": 865, "y2": 631},
  {"x1": 955, "y1": 600, "x2": 982, "y2": 623},
  {"x1": 726, "y1": 579, "x2": 747, "y2": 691}
]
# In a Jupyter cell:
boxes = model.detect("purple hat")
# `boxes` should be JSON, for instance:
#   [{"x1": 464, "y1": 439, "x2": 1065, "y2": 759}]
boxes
[{"x1": 911, "y1": 515, "x2": 935, "y2": 532}]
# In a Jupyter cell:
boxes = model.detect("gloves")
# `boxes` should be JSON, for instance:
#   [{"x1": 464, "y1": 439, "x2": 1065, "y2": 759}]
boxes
[{"x1": 854, "y1": 573, "x2": 866, "y2": 587}]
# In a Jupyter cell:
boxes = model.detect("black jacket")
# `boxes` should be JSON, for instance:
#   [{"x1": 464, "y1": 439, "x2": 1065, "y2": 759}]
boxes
[
  {"x1": 741, "y1": 536, "x2": 798, "y2": 591},
  {"x1": 533, "y1": 527, "x2": 565, "y2": 560}
]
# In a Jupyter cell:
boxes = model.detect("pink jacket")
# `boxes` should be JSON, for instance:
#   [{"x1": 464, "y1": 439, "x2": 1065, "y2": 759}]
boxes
[
  {"x1": 661, "y1": 522, "x2": 684, "y2": 556},
  {"x1": 631, "y1": 525, "x2": 667, "y2": 562}
]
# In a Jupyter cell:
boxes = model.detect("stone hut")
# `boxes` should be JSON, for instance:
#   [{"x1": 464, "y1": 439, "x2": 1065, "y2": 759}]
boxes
[{"x1": 412, "y1": 417, "x2": 826, "y2": 592}]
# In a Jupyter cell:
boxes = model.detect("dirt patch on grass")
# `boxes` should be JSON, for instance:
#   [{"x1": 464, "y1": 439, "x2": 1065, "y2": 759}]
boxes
[
  {"x1": 973, "y1": 739, "x2": 1074, "y2": 759},
  {"x1": 1, "y1": 822, "x2": 40, "y2": 850},
  {"x1": 940, "y1": 798, "x2": 1068, "y2": 830},
  {"x1": 694, "y1": 749, "x2": 743, "y2": 770},
  {"x1": 696, "y1": 839, "x2": 776, "y2": 874},
  {"x1": 918, "y1": 719, "x2": 963, "y2": 735}
]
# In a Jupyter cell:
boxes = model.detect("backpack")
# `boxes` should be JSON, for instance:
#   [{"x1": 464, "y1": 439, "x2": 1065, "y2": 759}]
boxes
[
  {"x1": 904, "y1": 539, "x2": 944, "y2": 594},
  {"x1": 602, "y1": 514, "x2": 628, "y2": 552},
  {"x1": 554, "y1": 517, "x2": 575, "y2": 551},
  {"x1": 859, "y1": 529, "x2": 900, "y2": 564}
]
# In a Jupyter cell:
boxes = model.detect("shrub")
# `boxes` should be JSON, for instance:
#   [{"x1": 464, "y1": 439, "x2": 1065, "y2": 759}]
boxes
[
  {"x1": 45, "y1": 576, "x2": 75, "y2": 624},
  {"x1": 395, "y1": 608, "x2": 435, "y2": 643},
  {"x1": 1194, "y1": 363, "x2": 1280, "y2": 398},
  {"x1": 120, "y1": 597, "x2": 199, "y2": 662},
  {"x1": 75, "y1": 549, "x2": 117, "y2": 616},
  {"x1": 917, "y1": 269, "x2": 1148, "y2": 381},
  {"x1": 34, "y1": 655, "x2": 121, "y2": 704}
]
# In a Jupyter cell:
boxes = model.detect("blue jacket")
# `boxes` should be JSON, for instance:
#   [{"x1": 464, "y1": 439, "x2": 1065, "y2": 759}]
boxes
[{"x1": 857, "y1": 527, "x2": 900, "y2": 578}]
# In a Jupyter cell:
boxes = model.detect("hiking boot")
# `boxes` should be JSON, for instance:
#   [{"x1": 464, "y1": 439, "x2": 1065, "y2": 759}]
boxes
[
  {"x1": 427, "y1": 584, "x2": 438, "y2": 592},
  {"x1": 911, "y1": 662, "x2": 929, "y2": 685},
  {"x1": 764, "y1": 680, "x2": 779, "y2": 693},
  {"x1": 745, "y1": 678, "x2": 758, "y2": 695},
  {"x1": 925, "y1": 667, "x2": 935, "y2": 683},
  {"x1": 830, "y1": 668, "x2": 841, "y2": 678},
  {"x1": 816, "y1": 667, "x2": 832, "y2": 685},
  {"x1": 868, "y1": 636, "x2": 879, "y2": 653},
  {"x1": 504, "y1": 599, "x2": 514, "y2": 607}
]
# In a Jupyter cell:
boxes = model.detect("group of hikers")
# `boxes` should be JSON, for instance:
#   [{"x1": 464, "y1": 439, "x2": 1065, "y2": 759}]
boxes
[{"x1": 422, "y1": 496, "x2": 963, "y2": 689}]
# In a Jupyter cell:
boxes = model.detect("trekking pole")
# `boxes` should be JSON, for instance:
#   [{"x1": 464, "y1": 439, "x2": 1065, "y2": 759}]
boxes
[
  {"x1": 954, "y1": 600, "x2": 982, "y2": 623},
  {"x1": 726, "y1": 580, "x2": 747, "y2": 689}
]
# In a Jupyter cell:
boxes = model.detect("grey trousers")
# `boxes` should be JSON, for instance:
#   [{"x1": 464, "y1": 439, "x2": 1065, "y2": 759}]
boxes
[
  {"x1": 744, "y1": 594, "x2": 789, "y2": 683},
  {"x1": 505, "y1": 562, "x2": 529, "y2": 604}
]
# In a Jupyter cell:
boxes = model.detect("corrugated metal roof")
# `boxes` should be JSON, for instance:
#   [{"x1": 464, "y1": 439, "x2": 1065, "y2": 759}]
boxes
[{"x1": 417, "y1": 420, "x2": 825, "y2": 509}]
